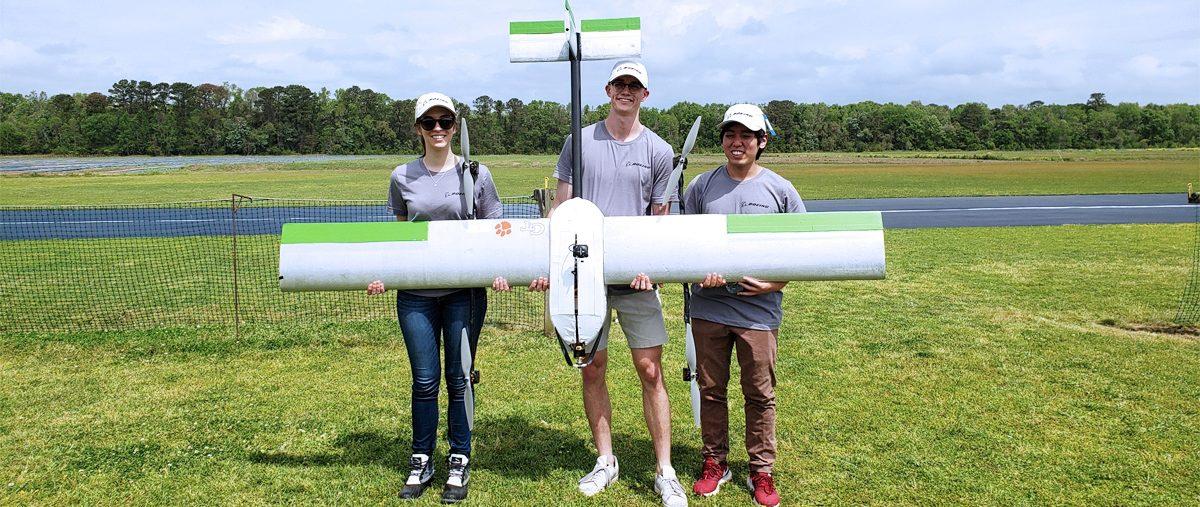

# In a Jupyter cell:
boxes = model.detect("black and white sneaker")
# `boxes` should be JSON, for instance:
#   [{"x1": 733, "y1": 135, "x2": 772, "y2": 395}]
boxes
[
  {"x1": 399, "y1": 453, "x2": 434, "y2": 499},
  {"x1": 441, "y1": 453, "x2": 470, "y2": 504}
]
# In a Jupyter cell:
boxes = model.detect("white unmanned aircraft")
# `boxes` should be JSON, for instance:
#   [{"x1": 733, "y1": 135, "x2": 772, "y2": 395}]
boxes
[{"x1": 278, "y1": 2, "x2": 886, "y2": 428}]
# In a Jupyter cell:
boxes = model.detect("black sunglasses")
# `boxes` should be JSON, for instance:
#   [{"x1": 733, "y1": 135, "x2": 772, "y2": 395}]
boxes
[
  {"x1": 608, "y1": 80, "x2": 644, "y2": 92},
  {"x1": 417, "y1": 116, "x2": 455, "y2": 131}
]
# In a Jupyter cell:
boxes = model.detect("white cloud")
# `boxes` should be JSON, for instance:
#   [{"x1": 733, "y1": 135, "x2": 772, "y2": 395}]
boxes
[
  {"x1": 659, "y1": 3, "x2": 708, "y2": 37},
  {"x1": 212, "y1": 16, "x2": 337, "y2": 45},
  {"x1": 0, "y1": 39, "x2": 40, "y2": 68},
  {"x1": 923, "y1": 39, "x2": 1004, "y2": 76},
  {"x1": 1126, "y1": 54, "x2": 1191, "y2": 79},
  {"x1": 409, "y1": 51, "x2": 489, "y2": 76},
  {"x1": 0, "y1": 0, "x2": 1196, "y2": 104},
  {"x1": 226, "y1": 50, "x2": 343, "y2": 82},
  {"x1": 831, "y1": 46, "x2": 869, "y2": 61}
]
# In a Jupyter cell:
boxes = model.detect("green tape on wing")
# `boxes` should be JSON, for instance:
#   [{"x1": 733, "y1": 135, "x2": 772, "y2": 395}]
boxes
[
  {"x1": 281, "y1": 222, "x2": 428, "y2": 244},
  {"x1": 727, "y1": 212, "x2": 883, "y2": 233},
  {"x1": 510, "y1": 20, "x2": 564, "y2": 35},
  {"x1": 581, "y1": 17, "x2": 640, "y2": 32}
]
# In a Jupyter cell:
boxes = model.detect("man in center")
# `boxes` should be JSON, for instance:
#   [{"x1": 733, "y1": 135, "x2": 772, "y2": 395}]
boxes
[{"x1": 526, "y1": 60, "x2": 687, "y2": 507}]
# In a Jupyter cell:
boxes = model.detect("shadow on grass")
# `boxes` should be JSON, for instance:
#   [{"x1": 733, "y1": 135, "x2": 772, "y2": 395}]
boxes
[
  {"x1": 245, "y1": 415, "x2": 701, "y2": 500},
  {"x1": 474, "y1": 415, "x2": 701, "y2": 495},
  {"x1": 247, "y1": 431, "x2": 410, "y2": 471},
  {"x1": 470, "y1": 414, "x2": 591, "y2": 478}
]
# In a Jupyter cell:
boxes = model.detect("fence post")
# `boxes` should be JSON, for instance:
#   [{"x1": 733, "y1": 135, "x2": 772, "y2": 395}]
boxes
[
  {"x1": 533, "y1": 188, "x2": 556, "y2": 337},
  {"x1": 230, "y1": 194, "x2": 251, "y2": 339}
]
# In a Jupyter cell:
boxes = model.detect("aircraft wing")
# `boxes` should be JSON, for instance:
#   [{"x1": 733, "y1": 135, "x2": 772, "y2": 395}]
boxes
[{"x1": 278, "y1": 211, "x2": 885, "y2": 292}]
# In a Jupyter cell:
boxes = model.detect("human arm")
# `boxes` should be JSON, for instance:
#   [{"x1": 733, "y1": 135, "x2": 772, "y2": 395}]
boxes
[
  {"x1": 367, "y1": 279, "x2": 385, "y2": 295},
  {"x1": 475, "y1": 165, "x2": 504, "y2": 219},
  {"x1": 549, "y1": 133, "x2": 574, "y2": 217},
  {"x1": 782, "y1": 178, "x2": 805, "y2": 213},
  {"x1": 682, "y1": 173, "x2": 706, "y2": 215},
  {"x1": 649, "y1": 139, "x2": 675, "y2": 216},
  {"x1": 696, "y1": 273, "x2": 785, "y2": 296},
  {"x1": 550, "y1": 178, "x2": 571, "y2": 216},
  {"x1": 386, "y1": 167, "x2": 407, "y2": 219},
  {"x1": 373, "y1": 168, "x2": 409, "y2": 293},
  {"x1": 698, "y1": 272, "x2": 727, "y2": 288},
  {"x1": 492, "y1": 276, "x2": 549, "y2": 292},
  {"x1": 735, "y1": 276, "x2": 787, "y2": 296}
]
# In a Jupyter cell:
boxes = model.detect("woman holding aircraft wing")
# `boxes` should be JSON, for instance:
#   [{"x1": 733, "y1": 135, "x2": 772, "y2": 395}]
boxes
[{"x1": 366, "y1": 92, "x2": 502, "y2": 504}]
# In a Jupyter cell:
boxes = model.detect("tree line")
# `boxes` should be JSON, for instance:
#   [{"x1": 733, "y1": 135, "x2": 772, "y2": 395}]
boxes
[{"x1": 1, "y1": 80, "x2": 1197, "y2": 156}]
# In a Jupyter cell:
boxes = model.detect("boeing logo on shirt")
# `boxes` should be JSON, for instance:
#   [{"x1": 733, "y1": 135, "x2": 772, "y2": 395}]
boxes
[
  {"x1": 625, "y1": 161, "x2": 651, "y2": 169},
  {"x1": 444, "y1": 191, "x2": 464, "y2": 198},
  {"x1": 741, "y1": 201, "x2": 771, "y2": 210}
]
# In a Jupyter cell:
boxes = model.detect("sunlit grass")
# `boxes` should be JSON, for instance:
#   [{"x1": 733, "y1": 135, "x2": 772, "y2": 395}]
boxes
[
  {"x1": 1, "y1": 149, "x2": 1196, "y2": 205},
  {"x1": 1, "y1": 224, "x2": 1197, "y2": 504}
]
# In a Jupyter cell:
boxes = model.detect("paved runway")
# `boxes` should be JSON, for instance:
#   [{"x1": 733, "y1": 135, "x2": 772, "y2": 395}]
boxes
[
  {"x1": 809, "y1": 193, "x2": 1198, "y2": 228},
  {"x1": 0, "y1": 155, "x2": 388, "y2": 174},
  {"x1": 0, "y1": 194, "x2": 1194, "y2": 240}
]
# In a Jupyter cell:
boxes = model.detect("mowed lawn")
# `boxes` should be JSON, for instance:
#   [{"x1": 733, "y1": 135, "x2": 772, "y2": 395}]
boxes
[
  {"x1": 0, "y1": 150, "x2": 1197, "y2": 504},
  {"x1": 1, "y1": 148, "x2": 1196, "y2": 204},
  {"x1": 1, "y1": 224, "x2": 1197, "y2": 505}
]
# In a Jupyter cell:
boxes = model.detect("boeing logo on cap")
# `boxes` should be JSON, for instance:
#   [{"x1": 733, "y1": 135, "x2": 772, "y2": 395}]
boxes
[
  {"x1": 608, "y1": 60, "x2": 649, "y2": 87},
  {"x1": 719, "y1": 104, "x2": 769, "y2": 134}
]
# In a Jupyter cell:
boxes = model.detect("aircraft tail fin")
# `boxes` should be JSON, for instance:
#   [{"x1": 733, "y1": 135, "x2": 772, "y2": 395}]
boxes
[{"x1": 509, "y1": 17, "x2": 640, "y2": 63}]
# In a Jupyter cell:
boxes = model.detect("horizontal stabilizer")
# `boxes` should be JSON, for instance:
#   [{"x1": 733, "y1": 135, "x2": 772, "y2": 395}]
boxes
[{"x1": 509, "y1": 18, "x2": 641, "y2": 62}]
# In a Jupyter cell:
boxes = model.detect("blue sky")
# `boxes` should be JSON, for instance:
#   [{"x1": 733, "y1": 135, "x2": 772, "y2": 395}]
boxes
[{"x1": 0, "y1": 0, "x2": 1197, "y2": 107}]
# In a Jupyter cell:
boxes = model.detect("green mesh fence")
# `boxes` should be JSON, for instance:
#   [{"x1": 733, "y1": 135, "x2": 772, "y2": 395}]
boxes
[
  {"x1": 1175, "y1": 202, "x2": 1200, "y2": 325},
  {"x1": 0, "y1": 196, "x2": 545, "y2": 334}
]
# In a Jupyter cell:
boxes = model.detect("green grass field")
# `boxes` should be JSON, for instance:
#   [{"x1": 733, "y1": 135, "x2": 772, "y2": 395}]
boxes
[
  {"x1": 1, "y1": 150, "x2": 1198, "y2": 504},
  {"x1": 1, "y1": 149, "x2": 1196, "y2": 204},
  {"x1": 1, "y1": 224, "x2": 1196, "y2": 505},
  {"x1": 0, "y1": 232, "x2": 542, "y2": 334}
]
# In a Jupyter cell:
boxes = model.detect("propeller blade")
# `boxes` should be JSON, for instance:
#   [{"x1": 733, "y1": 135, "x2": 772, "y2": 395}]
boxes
[
  {"x1": 461, "y1": 116, "x2": 471, "y2": 162},
  {"x1": 689, "y1": 377, "x2": 701, "y2": 428},
  {"x1": 680, "y1": 115, "x2": 702, "y2": 159},
  {"x1": 665, "y1": 116, "x2": 703, "y2": 206},
  {"x1": 460, "y1": 328, "x2": 475, "y2": 431},
  {"x1": 666, "y1": 164, "x2": 684, "y2": 208},
  {"x1": 463, "y1": 168, "x2": 475, "y2": 218},
  {"x1": 684, "y1": 321, "x2": 700, "y2": 428},
  {"x1": 460, "y1": 117, "x2": 475, "y2": 218}
]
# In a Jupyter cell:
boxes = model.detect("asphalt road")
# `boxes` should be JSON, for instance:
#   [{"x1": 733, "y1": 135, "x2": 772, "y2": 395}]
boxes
[
  {"x1": 809, "y1": 193, "x2": 1198, "y2": 228},
  {"x1": 0, "y1": 155, "x2": 388, "y2": 174},
  {"x1": 0, "y1": 194, "x2": 1194, "y2": 240}
]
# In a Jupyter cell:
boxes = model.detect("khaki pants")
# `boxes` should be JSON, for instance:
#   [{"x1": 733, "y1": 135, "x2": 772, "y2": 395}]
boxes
[{"x1": 692, "y1": 318, "x2": 778, "y2": 473}]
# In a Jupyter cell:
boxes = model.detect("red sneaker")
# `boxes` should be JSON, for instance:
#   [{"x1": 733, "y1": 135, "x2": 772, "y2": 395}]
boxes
[
  {"x1": 748, "y1": 471, "x2": 780, "y2": 507},
  {"x1": 692, "y1": 456, "x2": 731, "y2": 497}
]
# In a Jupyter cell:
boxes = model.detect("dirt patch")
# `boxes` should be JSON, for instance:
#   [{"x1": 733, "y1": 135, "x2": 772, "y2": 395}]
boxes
[{"x1": 1099, "y1": 319, "x2": 1200, "y2": 338}]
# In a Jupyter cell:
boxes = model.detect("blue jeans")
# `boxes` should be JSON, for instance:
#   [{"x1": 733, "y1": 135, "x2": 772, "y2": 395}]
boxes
[{"x1": 395, "y1": 288, "x2": 486, "y2": 457}]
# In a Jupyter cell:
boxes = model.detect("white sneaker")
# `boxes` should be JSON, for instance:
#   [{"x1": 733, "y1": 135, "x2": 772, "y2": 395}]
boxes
[
  {"x1": 654, "y1": 466, "x2": 688, "y2": 507},
  {"x1": 578, "y1": 455, "x2": 619, "y2": 496}
]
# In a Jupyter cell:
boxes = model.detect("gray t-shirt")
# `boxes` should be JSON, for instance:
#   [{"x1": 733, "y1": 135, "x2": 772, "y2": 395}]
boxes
[
  {"x1": 553, "y1": 122, "x2": 674, "y2": 217},
  {"x1": 387, "y1": 156, "x2": 503, "y2": 297},
  {"x1": 682, "y1": 165, "x2": 805, "y2": 330}
]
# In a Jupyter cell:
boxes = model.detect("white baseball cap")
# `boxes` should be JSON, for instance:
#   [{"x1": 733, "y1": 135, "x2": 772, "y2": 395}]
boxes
[
  {"x1": 608, "y1": 60, "x2": 649, "y2": 88},
  {"x1": 718, "y1": 103, "x2": 774, "y2": 134},
  {"x1": 414, "y1": 92, "x2": 456, "y2": 120}
]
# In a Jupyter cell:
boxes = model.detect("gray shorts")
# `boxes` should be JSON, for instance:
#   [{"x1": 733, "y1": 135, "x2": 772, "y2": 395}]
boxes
[{"x1": 596, "y1": 289, "x2": 669, "y2": 351}]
